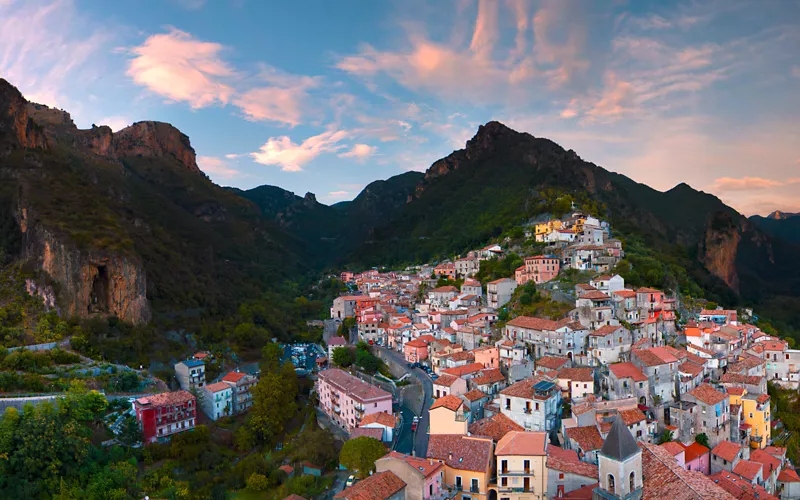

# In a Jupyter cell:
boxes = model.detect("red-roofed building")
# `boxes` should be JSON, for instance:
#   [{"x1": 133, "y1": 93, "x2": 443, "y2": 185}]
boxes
[
  {"x1": 710, "y1": 472, "x2": 778, "y2": 500},
  {"x1": 335, "y1": 471, "x2": 407, "y2": 500},
  {"x1": 134, "y1": 390, "x2": 197, "y2": 444},
  {"x1": 711, "y1": 441, "x2": 745, "y2": 474},
  {"x1": 778, "y1": 468, "x2": 800, "y2": 499},
  {"x1": 375, "y1": 452, "x2": 444, "y2": 500},
  {"x1": 222, "y1": 371, "x2": 258, "y2": 414},
  {"x1": 404, "y1": 338, "x2": 430, "y2": 363}
]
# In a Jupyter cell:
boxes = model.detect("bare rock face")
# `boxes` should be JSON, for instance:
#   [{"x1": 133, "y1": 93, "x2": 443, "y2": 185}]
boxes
[
  {"x1": 111, "y1": 121, "x2": 199, "y2": 173},
  {"x1": 0, "y1": 78, "x2": 48, "y2": 149},
  {"x1": 17, "y1": 207, "x2": 151, "y2": 324},
  {"x1": 698, "y1": 212, "x2": 741, "y2": 292}
]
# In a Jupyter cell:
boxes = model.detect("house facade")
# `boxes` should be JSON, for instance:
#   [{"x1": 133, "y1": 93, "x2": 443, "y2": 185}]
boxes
[
  {"x1": 222, "y1": 371, "x2": 257, "y2": 414},
  {"x1": 174, "y1": 359, "x2": 206, "y2": 391},
  {"x1": 200, "y1": 381, "x2": 233, "y2": 421},
  {"x1": 316, "y1": 368, "x2": 393, "y2": 432},
  {"x1": 134, "y1": 390, "x2": 196, "y2": 444}
]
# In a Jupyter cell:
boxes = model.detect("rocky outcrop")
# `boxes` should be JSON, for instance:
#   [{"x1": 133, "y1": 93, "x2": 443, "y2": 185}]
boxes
[
  {"x1": 111, "y1": 121, "x2": 199, "y2": 173},
  {"x1": 18, "y1": 208, "x2": 151, "y2": 324},
  {"x1": 698, "y1": 212, "x2": 741, "y2": 292},
  {"x1": 0, "y1": 79, "x2": 48, "y2": 149}
]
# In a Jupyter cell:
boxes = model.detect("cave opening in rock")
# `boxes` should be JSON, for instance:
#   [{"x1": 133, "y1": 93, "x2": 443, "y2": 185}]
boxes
[{"x1": 89, "y1": 265, "x2": 109, "y2": 313}]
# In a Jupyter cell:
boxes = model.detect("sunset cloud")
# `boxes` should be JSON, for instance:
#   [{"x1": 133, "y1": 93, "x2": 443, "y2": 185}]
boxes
[
  {"x1": 127, "y1": 28, "x2": 234, "y2": 108},
  {"x1": 338, "y1": 144, "x2": 377, "y2": 162},
  {"x1": 250, "y1": 129, "x2": 349, "y2": 172},
  {"x1": 232, "y1": 67, "x2": 321, "y2": 126},
  {"x1": 197, "y1": 155, "x2": 241, "y2": 179},
  {"x1": 710, "y1": 176, "x2": 800, "y2": 192}
]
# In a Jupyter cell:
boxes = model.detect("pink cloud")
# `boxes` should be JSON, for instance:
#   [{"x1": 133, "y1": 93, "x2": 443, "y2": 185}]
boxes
[
  {"x1": 469, "y1": 0, "x2": 499, "y2": 61},
  {"x1": 232, "y1": 67, "x2": 321, "y2": 126},
  {"x1": 338, "y1": 144, "x2": 377, "y2": 162},
  {"x1": 127, "y1": 28, "x2": 234, "y2": 108},
  {"x1": 710, "y1": 176, "x2": 800, "y2": 191},
  {"x1": 197, "y1": 155, "x2": 240, "y2": 179},
  {"x1": 585, "y1": 72, "x2": 637, "y2": 120},
  {"x1": 250, "y1": 129, "x2": 349, "y2": 172}
]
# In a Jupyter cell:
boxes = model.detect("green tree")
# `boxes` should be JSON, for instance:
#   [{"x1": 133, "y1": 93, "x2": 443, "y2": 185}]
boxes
[
  {"x1": 294, "y1": 423, "x2": 339, "y2": 467},
  {"x1": 117, "y1": 414, "x2": 142, "y2": 446},
  {"x1": 695, "y1": 433, "x2": 710, "y2": 449},
  {"x1": 659, "y1": 429, "x2": 673, "y2": 443},
  {"x1": 246, "y1": 473, "x2": 270, "y2": 492},
  {"x1": 249, "y1": 362, "x2": 298, "y2": 444},
  {"x1": 261, "y1": 342, "x2": 284, "y2": 373},
  {"x1": 332, "y1": 346, "x2": 355, "y2": 367},
  {"x1": 339, "y1": 437, "x2": 386, "y2": 478}
]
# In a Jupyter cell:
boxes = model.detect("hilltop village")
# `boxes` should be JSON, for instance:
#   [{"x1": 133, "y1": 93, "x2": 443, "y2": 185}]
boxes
[{"x1": 317, "y1": 211, "x2": 800, "y2": 500}]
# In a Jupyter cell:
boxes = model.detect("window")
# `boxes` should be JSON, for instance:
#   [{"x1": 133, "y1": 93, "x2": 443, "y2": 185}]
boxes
[
  {"x1": 524, "y1": 460, "x2": 530, "y2": 472},
  {"x1": 559, "y1": 473, "x2": 565, "y2": 480},
  {"x1": 501, "y1": 460, "x2": 508, "y2": 473},
  {"x1": 471, "y1": 478, "x2": 479, "y2": 493},
  {"x1": 506, "y1": 398, "x2": 511, "y2": 410},
  {"x1": 501, "y1": 477, "x2": 507, "y2": 487},
  {"x1": 608, "y1": 474, "x2": 616, "y2": 495},
  {"x1": 629, "y1": 472, "x2": 635, "y2": 492},
  {"x1": 455, "y1": 477, "x2": 462, "y2": 490}
]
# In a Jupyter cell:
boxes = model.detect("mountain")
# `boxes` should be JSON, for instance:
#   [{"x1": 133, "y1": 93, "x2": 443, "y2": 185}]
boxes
[
  {"x1": 750, "y1": 212, "x2": 800, "y2": 244},
  {"x1": 0, "y1": 78, "x2": 304, "y2": 323},
  {"x1": 342, "y1": 121, "x2": 800, "y2": 328},
  {"x1": 234, "y1": 171, "x2": 423, "y2": 266}
]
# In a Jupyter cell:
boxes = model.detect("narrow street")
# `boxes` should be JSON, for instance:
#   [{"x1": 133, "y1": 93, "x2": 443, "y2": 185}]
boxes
[{"x1": 377, "y1": 346, "x2": 433, "y2": 457}]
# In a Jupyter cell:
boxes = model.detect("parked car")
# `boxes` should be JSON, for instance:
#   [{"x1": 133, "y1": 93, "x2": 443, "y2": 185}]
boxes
[
  {"x1": 346, "y1": 475, "x2": 357, "y2": 488},
  {"x1": 430, "y1": 374, "x2": 438, "y2": 380},
  {"x1": 411, "y1": 422, "x2": 418, "y2": 432}
]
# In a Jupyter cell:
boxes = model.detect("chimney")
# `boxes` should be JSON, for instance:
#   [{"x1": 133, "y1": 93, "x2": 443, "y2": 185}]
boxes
[{"x1": 448, "y1": 452, "x2": 453, "y2": 461}]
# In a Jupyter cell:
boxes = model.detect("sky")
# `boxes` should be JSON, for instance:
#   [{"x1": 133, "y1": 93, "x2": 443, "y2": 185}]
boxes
[{"x1": 1, "y1": 0, "x2": 799, "y2": 215}]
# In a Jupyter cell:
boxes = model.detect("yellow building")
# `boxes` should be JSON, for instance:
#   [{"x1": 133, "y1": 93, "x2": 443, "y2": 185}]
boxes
[
  {"x1": 534, "y1": 220, "x2": 563, "y2": 242},
  {"x1": 728, "y1": 389, "x2": 771, "y2": 448},
  {"x1": 428, "y1": 434, "x2": 494, "y2": 500},
  {"x1": 430, "y1": 395, "x2": 469, "y2": 435},
  {"x1": 493, "y1": 431, "x2": 548, "y2": 500}
]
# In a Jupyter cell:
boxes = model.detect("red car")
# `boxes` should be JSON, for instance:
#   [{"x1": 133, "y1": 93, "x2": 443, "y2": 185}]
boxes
[{"x1": 411, "y1": 422, "x2": 417, "y2": 432}]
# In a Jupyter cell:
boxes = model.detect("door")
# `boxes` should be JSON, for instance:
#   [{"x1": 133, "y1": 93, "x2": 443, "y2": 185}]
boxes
[{"x1": 523, "y1": 478, "x2": 530, "y2": 492}]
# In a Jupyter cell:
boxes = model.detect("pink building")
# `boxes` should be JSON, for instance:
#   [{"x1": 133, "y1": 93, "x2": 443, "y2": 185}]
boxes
[
  {"x1": 404, "y1": 339, "x2": 430, "y2": 363},
  {"x1": 683, "y1": 442, "x2": 711, "y2": 475},
  {"x1": 636, "y1": 287, "x2": 665, "y2": 313},
  {"x1": 376, "y1": 452, "x2": 445, "y2": 500},
  {"x1": 472, "y1": 345, "x2": 499, "y2": 369},
  {"x1": 317, "y1": 368, "x2": 393, "y2": 432},
  {"x1": 524, "y1": 255, "x2": 561, "y2": 284}
]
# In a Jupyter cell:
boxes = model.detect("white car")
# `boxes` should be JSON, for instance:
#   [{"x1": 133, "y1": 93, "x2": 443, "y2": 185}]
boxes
[{"x1": 346, "y1": 475, "x2": 357, "y2": 488}]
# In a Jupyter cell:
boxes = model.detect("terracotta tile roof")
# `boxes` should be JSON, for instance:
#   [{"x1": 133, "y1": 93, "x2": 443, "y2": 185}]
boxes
[
  {"x1": 380, "y1": 452, "x2": 443, "y2": 478},
  {"x1": 222, "y1": 372, "x2": 247, "y2": 383},
  {"x1": 495, "y1": 430, "x2": 547, "y2": 456},
  {"x1": 500, "y1": 375, "x2": 554, "y2": 399},
  {"x1": 763, "y1": 446, "x2": 786, "y2": 459},
  {"x1": 284, "y1": 495, "x2": 307, "y2": 500},
  {"x1": 427, "y1": 435, "x2": 493, "y2": 472},
  {"x1": 636, "y1": 287, "x2": 662, "y2": 294},
  {"x1": 449, "y1": 351, "x2": 476, "y2": 362},
  {"x1": 684, "y1": 442, "x2": 710, "y2": 463},
  {"x1": 720, "y1": 373, "x2": 763, "y2": 386},
  {"x1": 558, "y1": 367, "x2": 594, "y2": 382},
  {"x1": 733, "y1": 460, "x2": 763, "y2": 481},
  {"x1": 660, "y1": 441, "x2": 685, "y2": 457},
  {"x1": 536, "y1": 356, "x2": 570, "y2": 370},
  {"x1": 687, "y1": 384, "x2": 727, "y2": 406},
  {"x1": 591, "y1": 325, "x2": 623, "y2": 337},
  {"x1": 679, "y1": 361, "x2": 704, "y2": 377},
  {"x1": 334, "y1": 471, "x2": 406, "y2": 500},
  {"x1": 442, "y1": 362, "x2": 484, "y2": 377},
  {"x1": 463, "y1": 389, "x2": 488, "y2": 402},
  {"x1": 613, "y1": 289, "x2": 637, "y2": 298},
  {"x1": 546, "y1": 453, "x2": 599, "y2": 478},
  {"x1": 618, "y1": 408, "x2": 646, "y2": 426},
  {"x1": 360, "y1": 411, "x2": 396, "y2": 428},
  {"x1": 204, "y1": 381, "x2": 231, "y2": 393},
  {"x1": 712, "y1": 441, "x2": 741, "y2": 462},
  {"x1": 506, "y1": 316, "x2": 560, "y2": 331},
  {"x1": 431, "y1": 286, "x2": 459, "y2": 293},
  {"x1": 434, "y1": 374, "x2": 462, "y2": 387},
  {"x1": 318, "y1": 369, "x2": 393, "y2": 403},
  {"x1": 750, "y1": 449, "x2": 781, "y2": 474},
  {"x1": 778, "y1": 468, "x2": 800, "y2": 482},
  {"x1": 350, "y1": 427, "x2": 384, "y2": 440},
  {"x1": 135, "y1": 390, "x2": 195, "y2": 407},
  {"x1": 565, "y1": 425, "x2": 604, "y2": 451},
  {"x1": 405, "y1": 339, "x2": 428, "y2": 348},
  {"x1": 640, "y1": 442, "x2": 736, "y2": 499},
  {"x1": 560, "y1": 483, "x2": 599, "y2": 499},
  {"x1": 709, "y1": 472, "x2": 779, "y2": 500},
  {"x1": 431, "y1": 395, "x2": 464, "y2": 412},
  {"x1": 757, "y1": 394, "x2": 770, "y2": 404},
  {"x1": 468, "y1": 413, "x2": 524, "y2": 442},
  {"x1": 580, "y1": 291, "x2": 611, "y2": 301},
  {"x1": 472, "y1": 368, "x2": 505, "y2": 386},
  {"x1": 609, "y1": 362, "x2": 648, "y2": 382},
  {"x1": 633, "y1": 347, "x2": 678, "y2": 366},
  {"x1": 328, "y1": 336, "x2": 347, "y2": 346}
]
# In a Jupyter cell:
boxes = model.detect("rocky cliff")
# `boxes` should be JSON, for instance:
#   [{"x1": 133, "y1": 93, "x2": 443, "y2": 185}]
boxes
[
  {"x1": 16, "y1": 206, "x2": 151, "y2": 324},
  {"x1": 698, "y1": 212, "x2": 742, "y2": 292},
  {"x1": 0, "y1": 79, "x2": 48, "y2": 150}
]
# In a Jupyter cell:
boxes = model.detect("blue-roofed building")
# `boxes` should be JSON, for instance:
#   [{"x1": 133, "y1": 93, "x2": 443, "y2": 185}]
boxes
[{"x1": 175, "y1": 359, "x2": 206, "y2": 391}]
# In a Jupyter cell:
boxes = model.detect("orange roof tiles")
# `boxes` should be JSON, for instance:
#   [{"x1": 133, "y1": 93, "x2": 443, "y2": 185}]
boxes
[
  {"x1": 380, "y1": 452, "x2": 443, "y2": 478},
  {"x1": 433, "y1": 374, "x2": 461, "y2": 387},
  {"x1": 506, "y1": 316, "x2": 560, "y2": 331},
  {"x1": 592, "y1": 325, "x2": 623, "y2": 337},
  {"x1": 710, "y1": 472, "x2": 778, "y2": 500},
  {"x1": 360, "y1": 411, "x2": 396, "y2": 428},
  {"x1": 683, "y1": 442, "x2": 710, "y2": 463},
  {"x1": 334, "y1": 471, "x2": 406, "y2": 500},
  {"x1": 463, "y1": 389, "x2": 488, "y2": 402},
  {"x1": 495, "y1": 431, "x2": 547, "y2": 456},
  {"x1": 442, "y1": 362, "x2": 484, "y2": 377},
  {"x1": 558, "y1": 367, "x2": 594, "y2": 382},
  {"x1": 319, "y1": 368, "x2": 392, "y2": 403},
  {"x1": 618, "y1": 408, "x2": 646, "y2": 426},
  {"x1": 468, "y1": 413, "x2": 524, "y2": 442},
  {"x1": 660, "y1": 441, "x2": 685, "y2": 457},
  {"x1": 205, "y1": 381, "x2": 231, "y2": 393},
  {"x1": 712, "y1": 441, "x2": 741, "y2": 462},
  {"x1": 427, "y1": 435, "x2": 493, "y2": 472},
  {"x1": 778, "y1": 468, "x2": 800, "y2": 482},
  {"x1": 536, "y1": 356, "x2": 570, "y2": 370},
  {"x1": 609, "y1": 362, "x2": 647, "y2": 382},
  {"x1": 431, "y1": 395, "x2": 464, "y2": 412},
  {"x1": 640, "y1": 443, "x2": 735, "y2": 499},
  {"x1": 688, "y1": 383, "x2": 727, "y2": 406},
  {"x1": 565, "y1": 425, "x2": 604, "y2": 451},
  {"x1": 222, "y1": 371, "x2": 247, "y2": 383},
  {"x1": 136, "y1": 390, "x2": 194, "y2": 407},
  {"x1": 750, "y1": 449, "x2": 781, "y2": 473},
  {"x1": 733, "y1": 460, "x2": 763, "y2": 481},
  {"x1": 472, "y1": 368, "x2": 505, "y2": 386}
]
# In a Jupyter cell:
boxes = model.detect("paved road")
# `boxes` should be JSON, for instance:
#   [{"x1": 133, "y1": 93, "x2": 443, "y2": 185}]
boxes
[
  {"x1": 377, "y1": 346, "x2": 433, "y2": 457},
  {"x1": 394, "y1": 404, "x2": 416, "y2": 454}
]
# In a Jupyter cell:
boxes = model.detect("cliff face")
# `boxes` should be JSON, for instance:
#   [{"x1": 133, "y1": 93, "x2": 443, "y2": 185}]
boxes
[
  {"x1": 698, "y1": 212, "x2": 741, "y2": 293},
  {"x1": 18, "y1": 208, "x2": 151, "y2": 324},
  {"x1": 111, "y1": 121, "x2": 199, "y2": 173},
  {"x1": 0, "y1": 79, "x2": 48, "y2": 149}
]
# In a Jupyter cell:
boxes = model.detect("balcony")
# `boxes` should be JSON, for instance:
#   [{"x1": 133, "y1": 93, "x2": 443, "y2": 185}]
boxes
[{"x1": 499, "y1": 470, "x2": 532, "y2": 476}]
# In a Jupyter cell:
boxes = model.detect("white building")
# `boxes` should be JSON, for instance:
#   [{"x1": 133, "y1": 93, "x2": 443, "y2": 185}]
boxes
[
  {"x1": 200, "y1": 382, "x2": 233, "y2": 421},
  {"x1": 487, "y1": 278, "x2": 517, "y2": 310}
]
